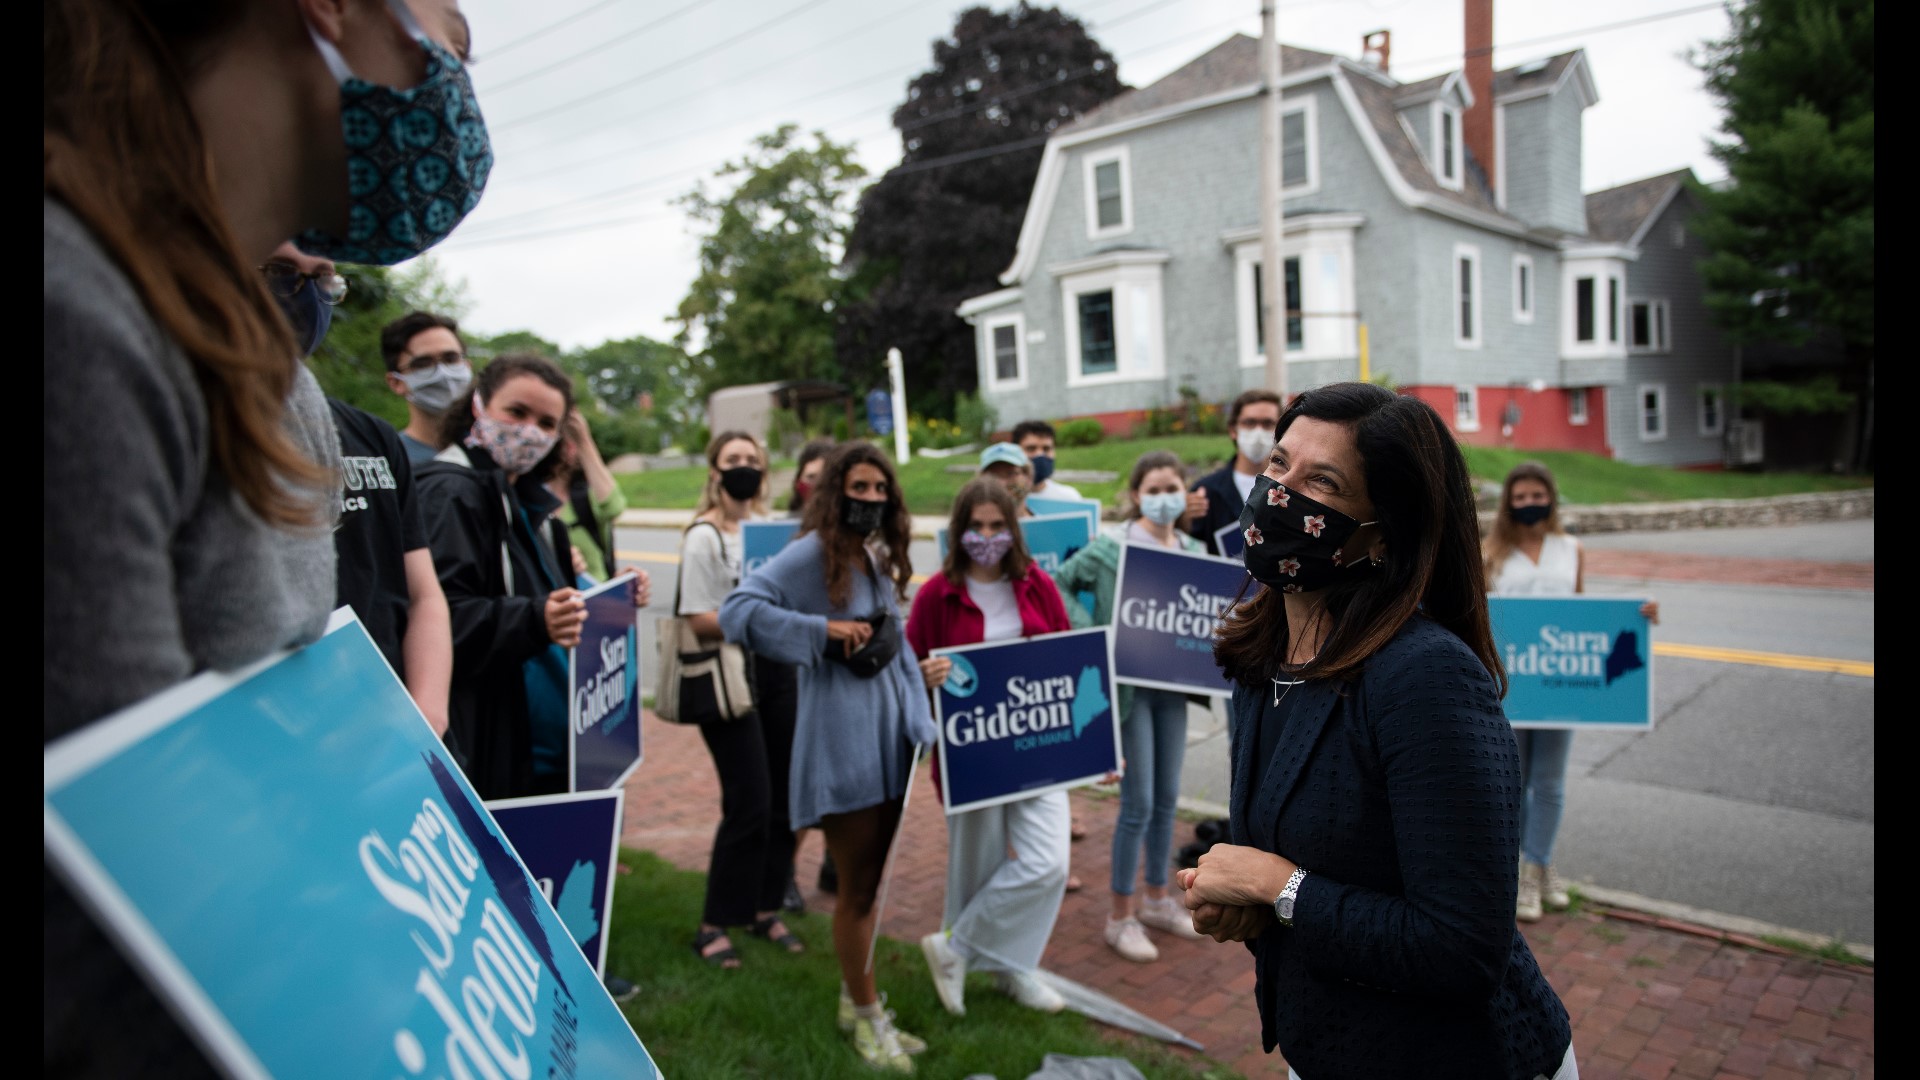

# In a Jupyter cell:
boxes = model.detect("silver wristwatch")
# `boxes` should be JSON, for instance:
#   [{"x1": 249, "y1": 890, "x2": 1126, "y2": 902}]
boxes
[{"x1": 1273, "y1": 868, "x2": 1308, "y2": 927}]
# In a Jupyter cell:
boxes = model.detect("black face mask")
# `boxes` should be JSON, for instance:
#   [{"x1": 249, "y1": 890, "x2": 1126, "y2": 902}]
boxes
[
  {"x1": 840, "y1": 497, "x2": 889, "y2": 536},
  {"x1": 1508, "y1": 503, "x2": 1552, "y2": 526},
  {"x1": 1239, "y1": 474, "x2": 1379, "y2": 593},
  {"x1": 269, "y1": 278, "x2": 333, "y2": 359},
  {"x1": 719, "y1": 466, "x2": 764, "y2": 502}
]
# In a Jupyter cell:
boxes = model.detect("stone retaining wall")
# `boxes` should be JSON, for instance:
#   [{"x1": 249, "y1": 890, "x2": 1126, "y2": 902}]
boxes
[{"x1": 1478, "y1": 488, "x2": 1875, "y2": 536}]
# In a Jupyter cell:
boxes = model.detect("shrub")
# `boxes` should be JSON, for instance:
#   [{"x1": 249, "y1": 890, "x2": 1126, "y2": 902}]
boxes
[
  {"x1": 1055, "y1": 418, "x2": 1105, "y2": 446},
  {"x1": 907, "y1": 414, "x2": 972, "y2": 450},
  {"x1": 954, "y1": 392, "x2": 998, "y2": 444}
]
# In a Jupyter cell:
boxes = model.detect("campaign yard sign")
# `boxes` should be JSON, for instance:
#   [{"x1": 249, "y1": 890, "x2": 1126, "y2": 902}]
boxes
[
  {"x1": 936, "y1": 511, "x2": 1095, "y2": 575},
  {"x1": 1213, "y1": 522, "x2": 1247, "y2": 560},
  {"x1": 486, "y1": 789, "x2": 624, "y2": 978},
  {"x1": 43, "y1": 610, "x2": 658, "y2": 1080},
  {"x1": 1027, "y1": 495, "x2": 1100, "y2": 536},
  {"x1": 1111, "y1": 543, "x2": 1248, "y2": 697},
  {"x1": 571, "y1": 573, "x2": 641, "y2": 791},
  {"x1": 1490, "y1": 596, "x2": 1654, "y2": 729},
  {"x1": 933, "y1": 627, "x2": 1120, "y2": 814},
  {"x1": 742, "y1": 519, "x2": 801, "y2": 575}
]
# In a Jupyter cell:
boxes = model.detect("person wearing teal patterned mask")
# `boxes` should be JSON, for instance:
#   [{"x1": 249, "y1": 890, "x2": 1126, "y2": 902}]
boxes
[{"x1": 297, "y1": 0, "x2": 492, "y2": 264}]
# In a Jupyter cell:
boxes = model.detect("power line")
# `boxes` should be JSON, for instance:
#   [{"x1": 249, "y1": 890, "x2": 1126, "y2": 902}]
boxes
[
  {"x1": 467, "y1": 0, "x2": 1198, "y2": 234},
  {"x1": 1391, "y1": 1, "x2": 1725, "y2": 70},
  {"x1": 484, "y1": 0, "x2": 723, "y2": 94},
  {"x1": 492, "y1": 0, "x2": 843, "y2": 131},
  {"x1": 477, "y1": 0, "x2": 624, "y2": 62}
]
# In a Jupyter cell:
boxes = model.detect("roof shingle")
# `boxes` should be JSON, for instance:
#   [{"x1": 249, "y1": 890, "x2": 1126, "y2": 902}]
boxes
[{"x1": 1584, "y1": 168, "x2": 1694, "y2": 244}]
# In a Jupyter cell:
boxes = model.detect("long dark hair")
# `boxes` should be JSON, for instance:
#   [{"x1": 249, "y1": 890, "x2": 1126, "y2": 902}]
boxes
[
  {"x1": 790, "y1": 438, "x2": 836, "y2": 511},
  {"x1": 798, "y1": 442, "x2": 913, "y2": 605},
  {"x1": 45, "y1": 0, "x2": 323, "y2": 526},
  {"x1": 942, "y1": 478, "x2": 1034, "y2": 584},
  {"x1": 1213, "y1": 383, "x2": 1504, "y2": 695},
  {"x1": 440, "y1": 353, "x2": 575, "y2": 479},
  {"x1": 1484, "y1": 461, "x2": 1565, "y2": 579}
]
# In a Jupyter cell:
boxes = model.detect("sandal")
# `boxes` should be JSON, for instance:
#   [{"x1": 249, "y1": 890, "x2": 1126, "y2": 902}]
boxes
[
  {"x1": 751, "y1": 914, "x2": 806, "y2": 954},
  {"x1": 693, "y1": 928, "x2": 740, "y2": 969}
]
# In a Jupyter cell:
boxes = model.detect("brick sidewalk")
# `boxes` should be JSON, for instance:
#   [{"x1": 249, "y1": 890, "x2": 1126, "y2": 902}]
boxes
[
  {"x1": 621, "y1": 716, "x2": 1874, "y2": 1078},
  {"x1": 1583, "y1": 550, "x2": 1873, "y2": 591}
]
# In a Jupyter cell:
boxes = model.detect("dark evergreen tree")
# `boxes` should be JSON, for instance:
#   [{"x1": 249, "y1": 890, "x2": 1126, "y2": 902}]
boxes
[
  {"x1": 1692, "y1": 0, "x2": 1874, "y2": 467},
  {"x1": 837, "y1": 4, "x2": 1126, "y2": 416}
]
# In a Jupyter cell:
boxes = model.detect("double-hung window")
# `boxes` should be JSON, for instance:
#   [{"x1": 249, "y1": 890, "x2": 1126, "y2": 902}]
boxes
[
  {"x1": 982, "y1": 313, "x2": 1026, "y2": 391},
  {"x1": 1083, "y1": 147, "x2": 1132, "y2": 238},
  {"x1": 1454, "y1": 244, "x2": 1482, "y2": 348},
  {"x1": 1454, "y1": 386, "x2": 1480, "y2": 432},
  {"x1": 1639, "y1": 384, "x2": 1668, "y2": 441},
  {"x1": 1251, "y1": 259, "x2": 1304, "y2": 354},
  {"x1": 1512, "y1": 254, "x2": 1534, "y2": 324},
  {"x1": 1698, "y1": 384, "x2": 1725, "y2": 437},
  {"x1": 1629, "y1": 299, "x2": 1671, "y2": 353}
]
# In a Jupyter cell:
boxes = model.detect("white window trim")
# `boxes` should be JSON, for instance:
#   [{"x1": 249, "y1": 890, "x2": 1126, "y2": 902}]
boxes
[
  {"x1": 1082, "y1": 145, "x2": 1133, "y2": 240},
  {"x1": 1628, "y1": 297, "x2": 1672, "y2": 354},
  {"x1": 1697, "y1": 383, "x2": 1726, "y2": 437},
  {"x1": 1638, "y1": 383, "x2": 1668, "y2": 442},
  {"x1": 1561, "y1": 258, "x2": 1629, "y2": 360},
  {"x1": 1060, "y1": 261, "x2": 1165, "y2": 388},
  {"x1": 1432, "y1": 103, "x2": 1465, "y2": 192},
  {"x1": 1511, "y1": 253, "x2": 1535, "y2": 324},
  {"x1": 1454, "y1": 243, "x2": 1482, "y2": 349},
  {"x1": 1568, "y1": 387, "x2": 1590, "y2": 426},
  {"x1": 1279, "y1": 96, "x2": 1322, "y2": 198},
  {"x1": 1229, "y1": 215, "x2": 1360, "y2": 367},
  {"x1": 1454, "y1": 385, "x2": 1480, "y2": 432},
  {"x1": 982, "y1": 311, "x2": 1028, "y2": 393}
]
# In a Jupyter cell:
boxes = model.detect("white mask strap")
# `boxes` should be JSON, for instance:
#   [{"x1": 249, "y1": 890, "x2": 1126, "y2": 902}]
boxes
[{"x1": 302, "y1": 0, "x2": 432, "y2": 86}]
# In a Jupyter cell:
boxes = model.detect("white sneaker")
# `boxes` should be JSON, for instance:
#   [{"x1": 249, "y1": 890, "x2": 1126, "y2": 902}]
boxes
[
  {"x1": 1542, "y1": 865, "x2": 1572, "y2": 911},
  {"x1": 837, "y1": 989, "x2": 926, "y2": 1055},
  {"x1": 919, "y1": 931, "x2": 967, "y2": 1016},
  {"x1": 996, "y1": 969, "x2": 1066, "y2": 1013},
  {"x1": 1104, "y1": 916, "x2": 1159, "y2": 963},
  {"x1": 1517, "y1": 862, "x2": 1545, "y2": 923},
  {"x1": 1138, "y1": 896, "x2": 1206, "y2": 941},
  {"x1": 849, "y1": 1010, "x2": 915, "y2": 1074}
]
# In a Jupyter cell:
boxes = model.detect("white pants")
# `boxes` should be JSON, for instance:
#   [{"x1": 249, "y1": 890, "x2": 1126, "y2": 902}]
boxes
[
  {"x1": 1290, "y1": 1041, "x2": 1579, "y2": 1080},
  {"x1": 943, "y1": 790, "x2": 1070, "y2": 975}
]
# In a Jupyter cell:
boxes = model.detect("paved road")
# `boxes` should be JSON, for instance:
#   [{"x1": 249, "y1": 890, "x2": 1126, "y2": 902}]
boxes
[{"x1": 612, "y1": 520, "x2": 1875, "y2": 943}]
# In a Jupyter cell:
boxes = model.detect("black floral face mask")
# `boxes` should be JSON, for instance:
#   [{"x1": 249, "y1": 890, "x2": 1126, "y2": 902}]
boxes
[{"x1": 1239, "y1": 475, "x2": 1379, "y2": 593}]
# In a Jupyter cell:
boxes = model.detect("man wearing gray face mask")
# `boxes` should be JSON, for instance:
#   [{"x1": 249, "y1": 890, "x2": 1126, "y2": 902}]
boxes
[{"x1": 381, "y1": 309, "x2": 474, "y2": 464}]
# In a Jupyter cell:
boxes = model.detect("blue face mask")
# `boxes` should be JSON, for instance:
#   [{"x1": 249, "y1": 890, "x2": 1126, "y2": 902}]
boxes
[
  {"x1": 1138, "y1": 491, "x2": 1187, "y2": 527},
  {"x1": 1028, "y1": 454, "x2": 1056, "y2": 486},
  {"x1": 270, "y1": 277, "x2": 333, "y2": 358},
  {"x1": 296, "y1": 0, "x2": 492, "y2": 265}
]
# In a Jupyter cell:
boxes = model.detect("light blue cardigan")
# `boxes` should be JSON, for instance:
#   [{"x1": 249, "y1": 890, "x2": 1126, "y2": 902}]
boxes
[{"x1": 719, "y1": 532, "x2": 938, "y2": 828}]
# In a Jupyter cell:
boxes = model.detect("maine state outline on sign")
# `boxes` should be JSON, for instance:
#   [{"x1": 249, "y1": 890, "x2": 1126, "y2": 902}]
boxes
[
  {"x1": 1605, "y1": 630, "x2": 1645, "y2": 685},
  {"x1": 1070, "y1": 666, "x2": 1108, "y2": 737}
]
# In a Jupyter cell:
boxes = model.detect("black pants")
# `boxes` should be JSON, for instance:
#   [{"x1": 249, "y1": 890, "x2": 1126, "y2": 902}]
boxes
[{"x1": 698, "y1": 657, "x2": 798, "y2": 927}]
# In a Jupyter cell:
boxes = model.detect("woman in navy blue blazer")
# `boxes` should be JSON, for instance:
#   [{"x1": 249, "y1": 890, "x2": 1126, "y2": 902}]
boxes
[{"x1": 1176, "y1": 383, "x2": 1577, "y2": 1080}]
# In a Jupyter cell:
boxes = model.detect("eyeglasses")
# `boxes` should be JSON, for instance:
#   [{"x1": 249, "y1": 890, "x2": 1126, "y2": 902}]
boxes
[
  {"x1": 259, "y1": 261, "x2": 349, "y2": 305},
  {"x1": 399, "y1": 349, "x2": 467, "y2": 373}
]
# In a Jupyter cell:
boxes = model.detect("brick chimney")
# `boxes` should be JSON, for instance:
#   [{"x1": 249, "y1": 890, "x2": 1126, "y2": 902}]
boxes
[
  {"x1": 1463, "y1": 0, "x2": 1495, "y2": 198},
  {"x1": 1361, "y1": 29, "x2": 1391, "y2": 74}
]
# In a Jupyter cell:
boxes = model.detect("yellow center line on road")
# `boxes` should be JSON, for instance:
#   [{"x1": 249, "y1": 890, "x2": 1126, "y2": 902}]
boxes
[
  {"x1": 617, "y1": 550, "x2": 1874, "y2": 677},
  {"x1": 1652, "y1": 642, "x2": 1873, "y2": 678}
]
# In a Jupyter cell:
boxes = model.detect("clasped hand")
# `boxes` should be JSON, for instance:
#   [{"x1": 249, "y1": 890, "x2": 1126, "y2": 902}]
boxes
[{"x1": 1171, "y1": 843, "x2": 1298, "y2": 943}]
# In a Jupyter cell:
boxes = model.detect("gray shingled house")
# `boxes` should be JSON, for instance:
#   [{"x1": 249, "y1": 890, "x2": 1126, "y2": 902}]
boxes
[{"x1": 956, "y1": 27, "x2": 1737, "y2": 467}]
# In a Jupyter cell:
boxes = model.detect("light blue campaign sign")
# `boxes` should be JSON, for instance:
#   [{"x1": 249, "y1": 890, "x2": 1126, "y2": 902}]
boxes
[
  {"x1": 743, "y1": 519, "x2": 801, "y2": 576},
  {"x1": 934, "y1": 628, "x2": 1120, "y2": 814},
  {"x1": 1111, "y1": 543, "x2": 1249, "y2": 697},
  {"x1": 1027, "y1": 495, "x2": 1100, "y2": 536},
  {"x1": 938, "y1": 511, "x2": 1095, "y2": 576},
  {"x1": 487, "y1": 789, "x2": 624, "y2": 977},
  {"x1": 571, "y1": 574, "x2": 641, "y2": 791},
  {"x1": 43, "y1": 612, "x2": 659, "y2": 1080},
  {"x1": 1490, "y1": 596, "x2": 1654, "y2": 729}
]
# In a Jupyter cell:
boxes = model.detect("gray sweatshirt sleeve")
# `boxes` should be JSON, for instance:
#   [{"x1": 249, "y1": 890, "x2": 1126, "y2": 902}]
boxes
[{"x1": 43, "y1": 212, "x2": 205, "y2": 740}]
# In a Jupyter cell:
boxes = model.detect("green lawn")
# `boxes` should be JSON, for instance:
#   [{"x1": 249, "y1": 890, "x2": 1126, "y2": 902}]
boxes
[
  {"x1": 618, "y1": 435, "x2": 1868, "y2": 514},
  {"x1": 607, "y1": 849, "x2": 1239, "y2": 1079}
]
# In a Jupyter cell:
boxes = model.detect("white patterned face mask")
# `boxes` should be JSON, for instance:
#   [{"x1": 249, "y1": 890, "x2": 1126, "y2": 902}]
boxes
[{"x1": 464, "y1": 401, "x2": 557, "y2": 476}]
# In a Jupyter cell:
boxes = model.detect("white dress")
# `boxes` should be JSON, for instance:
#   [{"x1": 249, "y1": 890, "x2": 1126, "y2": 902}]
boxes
[{"x1": 1491, "y1": 532, "x2": 1580, "y2": 596}]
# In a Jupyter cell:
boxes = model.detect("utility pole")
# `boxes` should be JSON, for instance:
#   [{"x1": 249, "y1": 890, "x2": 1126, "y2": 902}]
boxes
[{"x1": 1258, "y1": 0, "x2": 1287, "y2": 399}]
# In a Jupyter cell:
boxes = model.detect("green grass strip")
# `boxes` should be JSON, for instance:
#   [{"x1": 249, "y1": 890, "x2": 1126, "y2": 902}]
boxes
[{"x1": 605, "y1": 849, "x2": 1240, "y2": 1079}]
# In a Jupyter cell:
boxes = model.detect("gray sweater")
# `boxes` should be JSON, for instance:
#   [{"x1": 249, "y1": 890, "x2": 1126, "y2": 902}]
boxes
[{"x1": 43, "y1": 196, "x2": 339, "y2": 741}]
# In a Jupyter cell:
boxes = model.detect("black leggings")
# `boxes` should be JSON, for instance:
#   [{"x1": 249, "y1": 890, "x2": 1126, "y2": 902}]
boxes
[{"x1": 698, "y1": 658, "x2": 798, "y2": 926}]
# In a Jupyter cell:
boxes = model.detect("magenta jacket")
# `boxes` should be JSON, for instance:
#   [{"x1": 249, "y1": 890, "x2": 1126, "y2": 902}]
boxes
[{"x1": 905, "y1": 566, "x2": 1071, "y2": 657}]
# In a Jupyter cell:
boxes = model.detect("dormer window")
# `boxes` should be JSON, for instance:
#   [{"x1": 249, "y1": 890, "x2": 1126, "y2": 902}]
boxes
[
  {"x1": 1433, "y1": 103, "x2": 1464, "y2": 191},
  {"x1": 1083, "y1": 146, "x2": 1133, "y2": 239}
]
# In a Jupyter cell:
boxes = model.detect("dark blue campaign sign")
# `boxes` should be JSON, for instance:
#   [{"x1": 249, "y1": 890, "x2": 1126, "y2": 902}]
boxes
[
  {"x1": 486, "y1": 790, "x2": 624, "y2": 977},
  {"x1": 571, "y1": 574, "x2": 642, "y2": 791},
  {"x1": 43, "y1": 610, "x2": 658, "y2": 1080},
  {"x1": 1491, "y1": 596, "x2": 1654, "y2": 729},
  {"x1": 934, "y1": 628, "x2": 1120, "y2": 814},
  {"x1": 743, "y1": 519, "x2": 801, "y2": 576},
  {"x1": 1111, "y1": 543, "x2": 1249, "y2": 697},
  {"x1": 1213, "y1": 522, "x2": 1246, "y2": 560}
]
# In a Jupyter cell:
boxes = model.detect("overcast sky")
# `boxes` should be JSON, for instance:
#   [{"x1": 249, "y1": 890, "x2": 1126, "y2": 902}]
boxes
[{"x1": 416, "y1": 0, "x2": 1734, "y2": 350}]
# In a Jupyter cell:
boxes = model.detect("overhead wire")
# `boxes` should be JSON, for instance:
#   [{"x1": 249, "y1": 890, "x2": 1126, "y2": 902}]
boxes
[
  {"x1": 475, "y1": 0, "x2": 626, "y2": 62},
  {"x1": 483, "y1": 0, "x2": 724, "y2": 93}
]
